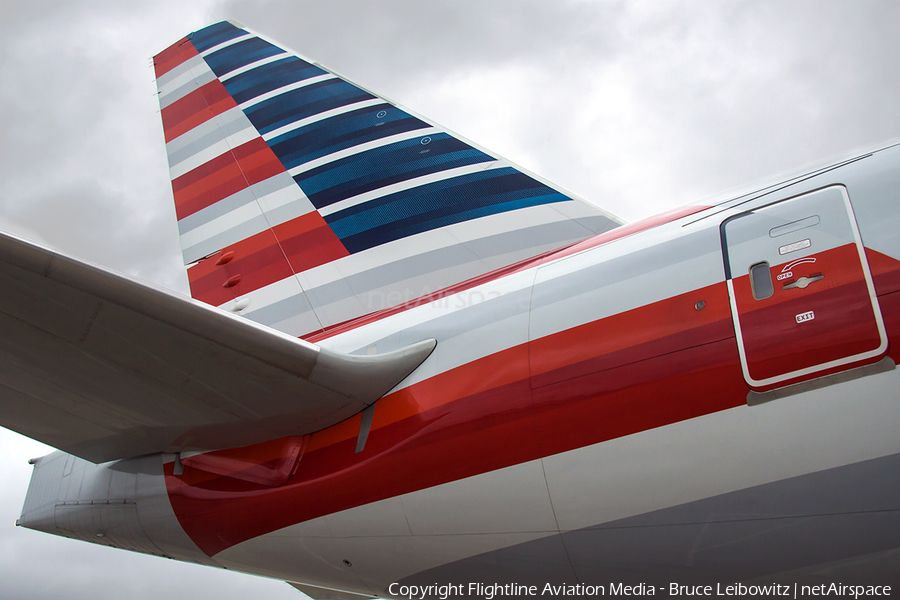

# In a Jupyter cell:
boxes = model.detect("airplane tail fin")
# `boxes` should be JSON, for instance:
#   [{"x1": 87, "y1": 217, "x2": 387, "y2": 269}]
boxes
[{"x1": 153, "y1": 21, "x2": 621, "y2": 337}]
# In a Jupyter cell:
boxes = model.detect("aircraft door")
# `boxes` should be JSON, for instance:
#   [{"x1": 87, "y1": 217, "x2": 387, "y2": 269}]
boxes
[{"x1": 721, "y1": 185, "x2": 887, "y2": 390}]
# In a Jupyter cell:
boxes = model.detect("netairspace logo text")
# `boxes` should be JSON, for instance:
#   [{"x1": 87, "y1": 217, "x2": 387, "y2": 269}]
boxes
[{"x1": 387, "y1": 582, "x2": 893, "y2": 599}]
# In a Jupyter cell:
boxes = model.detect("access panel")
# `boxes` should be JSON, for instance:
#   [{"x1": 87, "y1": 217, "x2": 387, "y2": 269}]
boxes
[{"x1": 721, "y1": 185, "x2": 886, "y2": 390}]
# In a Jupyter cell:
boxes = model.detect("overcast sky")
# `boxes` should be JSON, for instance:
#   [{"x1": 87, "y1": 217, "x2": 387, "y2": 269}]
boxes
[{"x1": 1, "y1": 1, "x2": 899, "y2": 598}]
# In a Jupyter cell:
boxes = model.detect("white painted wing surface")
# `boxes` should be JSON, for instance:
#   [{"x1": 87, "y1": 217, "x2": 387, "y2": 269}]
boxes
[{"x1": 0, "y1": 229, "x2": 435, "y2": 463}]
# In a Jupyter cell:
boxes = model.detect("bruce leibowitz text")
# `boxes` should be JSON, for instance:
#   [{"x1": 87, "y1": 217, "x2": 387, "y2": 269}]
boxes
[{"x1": 388, "y1": 582, "x2": 893, "y2": 599}]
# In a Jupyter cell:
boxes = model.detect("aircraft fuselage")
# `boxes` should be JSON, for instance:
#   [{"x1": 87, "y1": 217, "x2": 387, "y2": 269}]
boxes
[{"x1": 19, "y1": 144, "x2": 900, "y2": 596}]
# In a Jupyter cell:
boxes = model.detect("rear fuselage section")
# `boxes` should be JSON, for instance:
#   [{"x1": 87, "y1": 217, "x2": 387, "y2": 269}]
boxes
[{"x1": 20, "y1": 144, "x2": 900, "y2": 595}]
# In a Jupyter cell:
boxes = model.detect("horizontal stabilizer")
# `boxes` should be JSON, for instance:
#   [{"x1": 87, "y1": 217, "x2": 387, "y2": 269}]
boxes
[{"x1": 0, "y1": 230, "x2": 435, "y2": 463}]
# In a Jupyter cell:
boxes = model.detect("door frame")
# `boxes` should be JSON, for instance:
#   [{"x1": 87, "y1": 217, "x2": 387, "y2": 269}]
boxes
[{"x1": 720, "y1": 184, "x2": 887, "y2": 390}]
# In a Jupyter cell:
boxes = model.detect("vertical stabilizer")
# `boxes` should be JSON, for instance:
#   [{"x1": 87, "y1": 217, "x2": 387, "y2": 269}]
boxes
[{"x1": 154, "y1": 21, "x2": 621, "y2": 337}]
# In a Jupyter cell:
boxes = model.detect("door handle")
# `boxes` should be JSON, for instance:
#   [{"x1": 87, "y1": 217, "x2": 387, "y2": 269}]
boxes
[{"x1": 782, "y1": 274, "x2": 824, "y2": 290}]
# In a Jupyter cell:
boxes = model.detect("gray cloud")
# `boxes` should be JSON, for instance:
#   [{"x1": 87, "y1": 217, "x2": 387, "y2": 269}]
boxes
[
  {"x1": 203, "y1": 0, "x2": 900, "y2": 223},
  {"x1": 1, "y1": 1, "x2": 898, "y2": 598}
]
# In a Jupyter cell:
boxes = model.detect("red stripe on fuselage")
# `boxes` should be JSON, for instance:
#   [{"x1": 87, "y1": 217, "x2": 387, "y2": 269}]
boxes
[
  {"x1": 153, "y1": 38, "x2": 198, "y2": 79},
  {"x1": 531, "y1": 338, "x2": 746, "y2": 459},
  {"x1": 879, "y1": 290, "x2": 900, "y2": 365},
  {"x1": 164, "y1": 234, "x2": 900, "y2": 558},
  {"x1": 165, "y1": 282, "x2": 748, "y2": 556},
  {"x1": 867, "y1": 248, "x2": 900, "y2": 296},
  {"x1": 161, "y1": 80, "x2": 236, "y2": 143},
  {"x1": 530, "y1": 282, "x2": 734, "y2": 388}
]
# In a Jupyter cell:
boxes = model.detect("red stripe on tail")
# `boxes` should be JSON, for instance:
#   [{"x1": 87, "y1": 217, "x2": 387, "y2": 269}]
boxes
[
  {"x1": 161, "y1": 80, "x2": 237, "y2": 143},
  {"x1": 273, "y1": 211, "x2": 349, "y2": 273},
  {"x1": 186, "y1": 210, "x2": 350, "y2": 307},
  {"x1": 153, "y1": 38, "x2": 198, "y2": 79},
  {"x1": 172, "y1": 138, "x2": 284, "y2": 220},
  {"x1": 188, "y1": 228, "x2": 295, "y2": 307}
]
